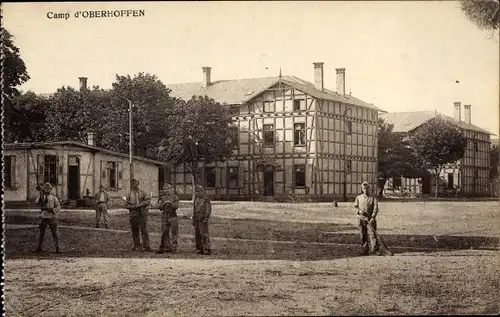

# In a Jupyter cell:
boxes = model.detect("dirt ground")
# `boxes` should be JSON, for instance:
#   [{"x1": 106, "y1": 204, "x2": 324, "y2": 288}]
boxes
[{"x1": 4, "y1": 201, "x2": 500, "y2": 316}]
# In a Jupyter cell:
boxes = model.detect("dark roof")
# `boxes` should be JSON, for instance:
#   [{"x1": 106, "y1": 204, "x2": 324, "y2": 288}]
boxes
[
  {"x1": 3, "y1": 141, "x2": 168, "y2": 166},
  {"x1": 380, "y1": 111, "x2": 495, "y2": 135},
  {"x1": 167, "y1": 75, "x2": 385, "y2": 112}
]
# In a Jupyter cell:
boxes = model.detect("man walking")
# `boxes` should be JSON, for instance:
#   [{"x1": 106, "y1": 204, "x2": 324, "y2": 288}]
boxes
[
  {"x1": 125, "y1": 178, "x2": 151, "y2": 252},
  {"x1": 156, "y1": 183, "x2": 180, "y2": 254},
  {"x1": 354, "y1": 182, "x2": 380, "y2": 255},
  {"x1": 35, "y1": 182, "x2": 61, "y2": 253},
  {"x1": 192, "y1": 185, "x2": 212, "y2": 255},
  {"x1": 94, "y1": 184, "x2": 110, "y2": 229}
]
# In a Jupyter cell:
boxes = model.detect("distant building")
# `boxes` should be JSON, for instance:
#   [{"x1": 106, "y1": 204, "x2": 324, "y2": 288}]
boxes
[
  {"x1": 3, "y1": 134, "x2": 168, "y2": 205},
  {"x1": 166, "y1": 63, "x2": 386, "y2": 201},
  {"x1": 380, "y1": 103, "x2": 495, "y2": 197}
]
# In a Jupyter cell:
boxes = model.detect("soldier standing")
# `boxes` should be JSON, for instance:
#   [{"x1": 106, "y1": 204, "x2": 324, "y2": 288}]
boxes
[
  {"x1": 35, "y1": 182, "x2": 61, "y2": 253},
  {"x1": 192, "y1": 185, "x2": 212, "y2": 255},
  {"x1": 125, "y1": 178, "x2": 151, "y2": 251},
  {"x1": 156, "y1": 183, "x2": 180, "y2": 254},
  {"x1": 354, "y1": 182, "x2": 380, "y2": 255},
  {"x1": 94, "y1": 184, "x2": 110, "y2": 229}
]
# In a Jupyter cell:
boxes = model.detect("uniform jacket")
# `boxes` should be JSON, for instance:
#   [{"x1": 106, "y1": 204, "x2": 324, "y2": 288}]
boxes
[
  {"x1": 36, "y1": 193, "x2": 61, "y2": 219},
  {"x1": 126, "y1": 189, "x2": 150, "y2": 216},
  {"x1": 158, "y1": 193, "x2": 180, "y2": 217},
  {"x1": 193, "y1": 196, "x2": 211, "y2": 220},
  {"x1": 94, "y1": 191, "x2": 110, "y2": 207},
  {"x1": 354, "y1": 194, "x2": 379, "y2": 220}
]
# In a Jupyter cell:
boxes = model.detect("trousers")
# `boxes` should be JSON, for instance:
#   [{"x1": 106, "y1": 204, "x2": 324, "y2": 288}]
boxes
[
  {"x1": 95, "y1": 203, "x2": 109, "y2": 227},
  {"x1": 359, "y1": 219, "x2": 378, "y2": 254},
  {"x1": 129, "y1": 211, "x2": 150, "y2": 250},
  {"x1": 159, "y1": 216, "x2": 179, "y2": 251},
  {"x1": 194, "y1": 219, "x2": 211, "y2": 251},
  {"x1": 37, "y1": 218, "x2": 59, "y2": 251}
]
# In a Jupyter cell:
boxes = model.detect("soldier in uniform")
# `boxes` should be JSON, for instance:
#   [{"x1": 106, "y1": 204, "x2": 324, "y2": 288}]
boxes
[
  {"x1": 125, "y1": 178, "x2": 151, "y2": 251},
  {"x1": 354, "y1": 181, "x2": 380, "y2": 255},
  {"x1": 192, "y1": 185, "x2": 212, "y2": 255},
  {"x1": 35, "y1": 182, "x2": 61, "y2": 253},
  {"x1": 156, "y1": 183, "x2": 180, "y2": 254},
  {"x1": 94, "y1": 184, "x2": 110, "y2": 229}
]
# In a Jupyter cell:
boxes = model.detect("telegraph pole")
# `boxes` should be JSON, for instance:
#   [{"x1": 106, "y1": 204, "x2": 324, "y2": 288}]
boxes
[{"x1": 128, "y1": 99, "x2": 134, "y2": 182}]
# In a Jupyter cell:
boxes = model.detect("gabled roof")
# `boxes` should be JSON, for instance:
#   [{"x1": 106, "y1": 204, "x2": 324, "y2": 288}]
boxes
[
  {"x1": 380, "y1": 111, "x2": 495, "y2": 135},
  {"x1": 3, "y1": 141, "x2": 168, "y2": 166},
  {"x1": 167, "y1": 75, "x2": 385, "y2": 112}
]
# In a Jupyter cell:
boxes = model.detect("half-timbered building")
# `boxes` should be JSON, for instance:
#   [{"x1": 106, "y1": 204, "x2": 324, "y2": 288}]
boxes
[{"x1": 166, "y1": 62, "x2": 385, "y2": 200}]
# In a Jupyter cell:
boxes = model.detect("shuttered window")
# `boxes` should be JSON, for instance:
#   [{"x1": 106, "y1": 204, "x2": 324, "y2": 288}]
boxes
[{"x1": 4, "y1": 155, "x2": 16, "y2": 188}]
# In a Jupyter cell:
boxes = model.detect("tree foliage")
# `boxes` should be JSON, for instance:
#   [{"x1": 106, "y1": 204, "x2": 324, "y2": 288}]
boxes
[
  {"x1": 377, "y1": 118, "x2": 426, "y2": 198},
  {"x1": 460, "y1": 0, "x2": 500, "y2": 32},
  {"x1": 410, "y1": 117, "x2": 468, "y2": 197},
  {"x1": 1, "y1": 28, "x2": 30, "y2": 99},
  {"x1": 4, "y1": 92, "x2": 49, "y2": 143},
  {"x1": 158, "y1": 96, "x2": 234, "y2": 198}
]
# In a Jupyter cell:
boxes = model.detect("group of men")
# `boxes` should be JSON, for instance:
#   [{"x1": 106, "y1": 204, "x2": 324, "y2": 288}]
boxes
[{"x1": 34, "y1": 180, "x2": 382, "y2": 257}]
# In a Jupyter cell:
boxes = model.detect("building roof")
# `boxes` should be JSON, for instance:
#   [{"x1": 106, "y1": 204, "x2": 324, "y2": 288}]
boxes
[
  {"x1": 379, "y1": 111, "x2": 495, "y2": 135},
  {"x1": 3, "y1": 141, "x2": 168, "y2": 166},
  {"x1": 492, "y1": 138, "x2": 499, "y2": 147},
  {"x1": 167, "y1": 75, "x2": 385, "y2": 112}
]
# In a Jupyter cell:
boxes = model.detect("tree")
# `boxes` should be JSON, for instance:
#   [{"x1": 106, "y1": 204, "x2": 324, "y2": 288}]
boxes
[
  {"x1": 410, "y1": 117, "x2": 468, "y2": 198},
  {"x1": 158, "y1": 96, "x2": 234, "y2": 200},
  {"x1": 99, "y1": 73, "x2": 176, "y2": 158},
  {"x1": 2, "y1": 28, "x2": 32, "y2": 143},
  {"x1": 460, "y1": 0, "x2": 499, "y2": 32},
  {"x1": 4, "y1": 92, "x2": 49, "y2": 143},
  {"x1": 377, "y1": 118, "x2": 426, "y2": 198},
  {"x1": 1, "y1": 28, "x2": 30, "y2": 99}
]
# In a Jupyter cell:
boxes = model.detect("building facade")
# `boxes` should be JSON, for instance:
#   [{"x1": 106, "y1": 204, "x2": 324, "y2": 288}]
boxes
[
  {"x1": 3, "y1": 138, "x2": 168, "y2": 205},
  {"x1": 166, "y1": 63, "x2": 385, "y2": 201},
  {"x1": 380, "y1": 103, "x2": 494, "y2": 197}
]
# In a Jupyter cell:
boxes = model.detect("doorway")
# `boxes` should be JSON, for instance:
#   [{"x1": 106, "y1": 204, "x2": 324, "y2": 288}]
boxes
[
  {"x1": 263, "y1": 165, "x2": 275, "y2": 196},
  {"x1": 67, "y1": 156, "x2": 80, "y2": 200},
  {"x1": 422, "y1": 173, "x2": 431, "y2": 195}
]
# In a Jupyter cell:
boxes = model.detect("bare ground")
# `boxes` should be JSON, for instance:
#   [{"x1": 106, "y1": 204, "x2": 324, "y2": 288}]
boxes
[{"x1": 3, "y1": 201, "x2": 500, "y2": 316}]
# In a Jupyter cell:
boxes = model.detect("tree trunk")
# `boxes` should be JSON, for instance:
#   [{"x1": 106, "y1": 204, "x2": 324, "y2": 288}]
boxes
[
  {"x1": 434, "y1": 168, "x2": 441, "y2": 199},
  {"x1": 189, "y1": 162, "x2": 197, "y2": 202}
]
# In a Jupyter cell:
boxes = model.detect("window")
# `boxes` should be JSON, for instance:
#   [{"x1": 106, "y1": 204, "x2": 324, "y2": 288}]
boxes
[
  {"x1": 44, "y1": 155, "x2": 58, "y2": 186},
  {"x1": 107, "y1": 161, "x2": 117, "y2": 189},
  {"x1": 346, "y1": 121, "x2": 352, "y2": 135},
  {"x1": 227, "y1": 167, "x2": 239, "y2": 189},
  {"x1": 294, "y1": 165, "x2": 306, "y2": 187},
  {"x1": 228, "y1": 127, "x2": 239, "y2": 148},
  {"x1": 229, "y1": 105, "x2": 240, "y2": 116},
  {"x1": 205, "y1": 167, "x2": 216, "y2": 188},
  {"x1": 263, "y1": 124, "x2": 275, "y2": 147},
  {"x1": 4, "y1": 155, "x2": 14, "y2": 188},
  {"x1": 346, "y1": 160, "x2": 352, "y2": 173},
  {"x1": 294, "y1": 123, "x2": 306, "y2": 146},
  {"x1": 293, "y1": 99, "x2": 305, "y2": 111},
  {"x1": 447, "y1": 173, "x2": 454, "y2": 189},
  {"x1": 474, "y1": 141, "x2": 478, "y2": 152},
  {"x1": 263, "y1": 101, "x2": 275, "y2": 113}
]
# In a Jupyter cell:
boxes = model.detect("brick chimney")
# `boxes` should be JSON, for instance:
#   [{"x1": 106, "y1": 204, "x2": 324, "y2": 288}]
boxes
[
  {"x1": 463, "y1": 104, "x2": 471, "y2": 124},
  {"x1": 313, "y1": 62, "x2": 324, "y2": 92},
  {"x1": 79, "y1": 77, "x2": 88, "y2": 92},
  {"x1": 453, "y1": 101, "x2": 461, "y2": 122},
  {"x1": 87, "y1": 132, "x2": 96, "y2": 146},
  {"x1": 336, "y1": 68, "x2": 346, "y2": 96},
  {"x1": 202, "y1": 67, "x2": 211, "y2": 87}
]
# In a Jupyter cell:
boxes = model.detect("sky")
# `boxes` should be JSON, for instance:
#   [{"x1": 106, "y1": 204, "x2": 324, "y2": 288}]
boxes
[{"x1": 3, "y1": 1, "x2": 499, "y2": 135}]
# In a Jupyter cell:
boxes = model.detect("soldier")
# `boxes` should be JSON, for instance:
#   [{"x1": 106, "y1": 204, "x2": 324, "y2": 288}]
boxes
[
  {"x1": 192, "y1": 185, "x2": 212, "y2": 255},
  {"x1": 94, "y1": 184, "x2": 110, "y2": 229},
  {"x1": 354, "y1": 182, "x2": 380, "y2": 255},
  {"x1": 34, "y1": 182, "x2": 61, "y2": 253},
  {"x1": 125, "y1": 178, "x2": 151, "y2": 251},
  {"x1": 156, "y1": 183, "x2": 180, "y2": 254}
]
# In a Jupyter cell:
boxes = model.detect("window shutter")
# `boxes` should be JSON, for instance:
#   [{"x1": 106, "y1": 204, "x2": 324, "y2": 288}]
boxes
[
  {"x1": 57, "y1": 155, "x2": 64, "y2": 185},
  {"x1": 100, "y1": 160, "x2": 106, "y2": 186},
  {"x1": 37, "y1": 154, "x2": 44, "y2": 185},
  {"x1": 117, "y1": 161, "x2": 123, "y2": 189},
  {"x1": 10, "y1": 155, "x2": 17, "y2": 188}
]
